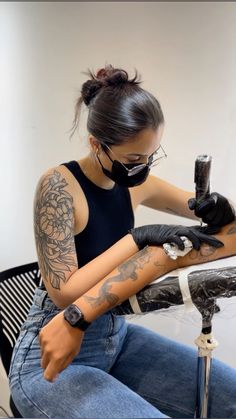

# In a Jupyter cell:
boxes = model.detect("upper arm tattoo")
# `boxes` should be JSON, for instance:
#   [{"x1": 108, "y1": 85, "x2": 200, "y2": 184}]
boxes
[{"x1": 34, "y1": 170, "x2": 78, "y2": 290}]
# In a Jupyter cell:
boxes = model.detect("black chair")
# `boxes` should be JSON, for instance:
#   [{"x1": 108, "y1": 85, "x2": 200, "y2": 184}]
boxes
[{"x1": 0, "y1": 262, "x2": 42, "y2": 418}]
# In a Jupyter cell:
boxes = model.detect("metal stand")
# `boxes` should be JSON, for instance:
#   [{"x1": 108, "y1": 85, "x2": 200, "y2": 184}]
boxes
[{"x1": 194, "y1": 326, "x2": 218, "y2": 418}]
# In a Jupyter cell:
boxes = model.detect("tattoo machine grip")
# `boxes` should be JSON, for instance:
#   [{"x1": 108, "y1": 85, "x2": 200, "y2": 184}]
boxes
[{"x1": 194, "y1": 155, "x2": 212, "y2": 202}]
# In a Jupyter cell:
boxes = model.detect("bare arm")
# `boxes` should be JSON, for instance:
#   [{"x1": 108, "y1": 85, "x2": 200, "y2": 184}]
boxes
[
  {"x1": 72, "y1": 221, "x2": 236, "y2": 322},
  {"x1": 131, "y1": 174, "x2": 197, "y2": 219},
  {"x1": 133, "y1": 175, "x2": 236, "y2": 226},
  {"x1": 34, "y1": 167, "x2": 139, "y2": 308}
]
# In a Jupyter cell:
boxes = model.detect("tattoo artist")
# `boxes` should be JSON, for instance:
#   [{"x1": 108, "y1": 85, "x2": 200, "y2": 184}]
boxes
[{"x1": 9, "y1": 64, "x2": 236, "y2": 419}]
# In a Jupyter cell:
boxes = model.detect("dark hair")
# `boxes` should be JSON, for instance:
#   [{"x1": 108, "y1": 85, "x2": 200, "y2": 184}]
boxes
[{"x1": 70, "y1": 64, "x2": 164, "y2": 145}]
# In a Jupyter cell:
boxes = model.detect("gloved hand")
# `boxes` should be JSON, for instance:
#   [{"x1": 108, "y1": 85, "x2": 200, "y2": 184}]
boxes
[
  {"x1": 129, "y1": 224, "x2": 224, "y2": 251},
  {"x1": 188, "y1": 192, "x2": 235, "y2": 227}
]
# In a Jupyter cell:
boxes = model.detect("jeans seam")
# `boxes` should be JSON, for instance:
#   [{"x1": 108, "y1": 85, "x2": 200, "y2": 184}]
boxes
[
  {"x1": 17, "y1": 375, "x2": 50, "y2": 418},
  {"x1": 8, "y1": 330, "x2": 27, "y2": 379},
  {"x1": 12, "y1": 314, "x2": 52, "y2": 418}
]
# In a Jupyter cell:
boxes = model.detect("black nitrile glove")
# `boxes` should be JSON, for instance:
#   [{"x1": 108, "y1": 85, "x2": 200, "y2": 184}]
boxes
[
  {"x1": 129, "y1": 224, "x2": 224, "y2": 251},
  {"x1": 188, "y1": 192, "x2": 235, "y2": 227}
]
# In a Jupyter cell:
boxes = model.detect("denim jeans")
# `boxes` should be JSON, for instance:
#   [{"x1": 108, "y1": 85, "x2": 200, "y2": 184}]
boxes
[{"x1": 9, "y1": 288, "x2": 236, "y2": 418}]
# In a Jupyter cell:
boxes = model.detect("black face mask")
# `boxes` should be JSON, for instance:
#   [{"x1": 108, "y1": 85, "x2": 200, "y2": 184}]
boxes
[{"x1": 96, "y1": 149, "x2": 151, "y2": 187}]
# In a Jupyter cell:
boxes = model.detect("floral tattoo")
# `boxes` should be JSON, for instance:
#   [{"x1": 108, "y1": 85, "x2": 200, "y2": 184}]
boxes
[{"x1": 34, "y1": 170, "x2": 77, "y2": 290}]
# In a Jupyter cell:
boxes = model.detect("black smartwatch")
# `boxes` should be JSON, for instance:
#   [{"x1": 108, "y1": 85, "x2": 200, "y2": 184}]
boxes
[{"x1": 63, "y1": 304, "x2": 91, "y2": 331}]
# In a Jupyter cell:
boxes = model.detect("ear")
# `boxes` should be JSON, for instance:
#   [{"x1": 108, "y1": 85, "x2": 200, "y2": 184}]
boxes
[{"x1": 89, "y1": 136, "x2": 100, "y2": 153}]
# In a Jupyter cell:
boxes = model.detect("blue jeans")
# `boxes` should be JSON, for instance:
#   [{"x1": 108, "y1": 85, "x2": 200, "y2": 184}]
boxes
[{"x1": 9, "y1": 288, "x2": 236, "y2": 418}]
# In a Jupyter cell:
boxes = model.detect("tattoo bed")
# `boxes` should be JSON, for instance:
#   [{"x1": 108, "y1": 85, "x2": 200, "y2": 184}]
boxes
[{"x1": 112, "y1": 254, "x2": 236, "y2": 418}]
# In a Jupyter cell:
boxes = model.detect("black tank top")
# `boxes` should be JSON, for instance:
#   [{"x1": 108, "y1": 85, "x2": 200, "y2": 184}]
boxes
[{"x1": 61, "y1": 160, "x2": 135, "y2": 267}]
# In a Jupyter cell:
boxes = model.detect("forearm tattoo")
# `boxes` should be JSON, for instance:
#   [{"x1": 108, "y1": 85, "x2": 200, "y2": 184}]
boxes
[
  {"x1": 226, "y1": 221, "x2": 236, "y2": 235},
  {"x1": 34, "y1": 170, "x2": 77, "y2": 290},
  {"x1": 188, "y1": 244, "x2": 217, "y2": 262},
  {"x1": 83, "y1": 246, "x2": 153, "y2": 309}
]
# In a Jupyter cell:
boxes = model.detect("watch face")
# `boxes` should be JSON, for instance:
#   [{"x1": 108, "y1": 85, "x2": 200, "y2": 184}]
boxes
[
  {"x1": 64, "y1": 304, "x2": 91, "y2": 331},
  {"x1": 66, "y1": 305, "x2": 83, "y2": 326}
]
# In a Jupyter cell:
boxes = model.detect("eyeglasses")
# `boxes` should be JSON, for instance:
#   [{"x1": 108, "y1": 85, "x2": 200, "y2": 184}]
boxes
[{"x1": 102, "y1": 144, "x2": 167, "y2": 176}]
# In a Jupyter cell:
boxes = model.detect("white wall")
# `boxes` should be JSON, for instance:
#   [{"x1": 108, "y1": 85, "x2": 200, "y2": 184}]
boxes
[{"x1": 1, "y1": 2, "x2": 236, "y2": 404}]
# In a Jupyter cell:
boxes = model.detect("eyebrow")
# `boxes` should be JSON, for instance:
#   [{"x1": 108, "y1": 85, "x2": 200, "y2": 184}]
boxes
[{"x1": 126, "y1": 145, "x2": 161, "y2": 157}]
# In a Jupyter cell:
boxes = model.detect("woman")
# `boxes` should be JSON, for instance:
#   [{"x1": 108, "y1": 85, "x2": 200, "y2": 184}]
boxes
[{"x1": 9, "y1": 64, "x2": 236, "y2": 418}]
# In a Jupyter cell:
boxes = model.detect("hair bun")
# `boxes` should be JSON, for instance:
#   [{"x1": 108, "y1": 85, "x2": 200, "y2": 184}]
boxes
[
  {"x1": 81, "y1": 64, "x2": 141, "y2": 106},
  {"x1": 81, "y1": 79, "x2": 103, "y2": 106},
  {"x1": 96, "y1": 65, "x2": 129, "y2": 87}
]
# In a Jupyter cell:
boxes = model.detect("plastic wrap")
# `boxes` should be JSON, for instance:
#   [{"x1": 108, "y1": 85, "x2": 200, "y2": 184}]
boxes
[{"x1": 112, "y1": 256, "x2": 236, "y2": 327}]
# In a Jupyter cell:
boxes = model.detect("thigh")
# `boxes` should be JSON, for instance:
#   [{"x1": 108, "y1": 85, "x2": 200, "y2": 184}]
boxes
[
  {"x1": 110, "y1": 323, "x2": 236, "y2": 418},
  {"x1": 11, "y1": 364, "x2": 168, "y2": 418}
]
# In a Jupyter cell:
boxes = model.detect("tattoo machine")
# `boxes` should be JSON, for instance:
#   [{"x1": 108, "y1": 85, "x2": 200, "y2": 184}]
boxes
[
  {"x1": 163, "y1": 155, "x2": 212, "y2": 260},
  {"x1": 195, "y1": 154, "x2": 212, "y2": 202},
  {"x1": 194, "y1": 154, "x2": 212, "y2": 226}
]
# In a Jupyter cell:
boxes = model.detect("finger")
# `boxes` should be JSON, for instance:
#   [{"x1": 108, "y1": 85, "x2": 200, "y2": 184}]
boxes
[
  {"x1": 199, "y1": 225, "x2": 221, "y2": 235},
  {"x1": 44, "y1": 370, "x2": 59, "y2": 383},
  {"x1": 206, "y1": 237, "x2": 224, "y2": 248},
  {"x1": 188, "y1": 198, "x2": 196, "y2": 210},
  {"x1": 196, "y1": 197, "x2": 216, "y2": 215},
  {"x1": 43, "y1": 353, "x2": 74, "y2": 383},
  {"x1": 191, "y1": 225, "x2": 221, "y2": 235},
  {"x1": 184, "y1": 233, "x2": 200, "y2": 251},
  {"x1": 165, "y1": 236, "x2": 185, "y2": 251},
  {"x1": 189, "y1": 225, "x2": 221, "y2": 235},
  {"x1": 197, "y1": 233, "x2": 224, "y2": 248},
  {"x1": 176, "y1": 229, "x2": 201, "y2": 250},
  {"x1": 43, "y1": 360, "x2": 61, "y2": 383},
  {"x1": 41, "y1": 351, "x2": 50, "y2": 371}
]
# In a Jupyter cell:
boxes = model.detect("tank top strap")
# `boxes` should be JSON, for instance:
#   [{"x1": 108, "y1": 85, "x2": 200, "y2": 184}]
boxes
[{"x1": 60, "y1": 160, "x2": 118, "y2": 196}]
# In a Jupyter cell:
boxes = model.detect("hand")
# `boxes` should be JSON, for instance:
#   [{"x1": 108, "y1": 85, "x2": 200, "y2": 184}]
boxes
[
  {"x1": 188, "y1": 192, "x2": 235, "y2": 227},
  {"x1": 129, "y1": 224, "x2": 224, "y2": 251},
  {"x1": 39, "y1": 311, "x2": 84, "y2": 382}
]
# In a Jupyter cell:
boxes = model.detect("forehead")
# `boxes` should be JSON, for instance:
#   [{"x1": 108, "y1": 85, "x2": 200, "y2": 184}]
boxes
[{"x1": 112, "y1": 126, "x2": 164, "y2": 155}]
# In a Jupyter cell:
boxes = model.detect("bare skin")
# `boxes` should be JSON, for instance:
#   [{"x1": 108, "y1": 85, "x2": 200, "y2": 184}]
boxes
[{"x1": 39, "y1": 221, "x2": 236, "y2": 382}]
